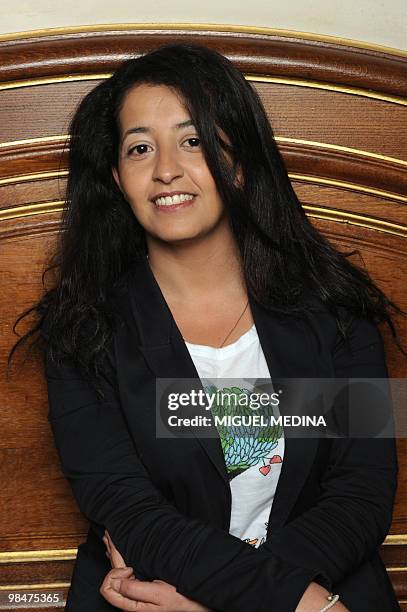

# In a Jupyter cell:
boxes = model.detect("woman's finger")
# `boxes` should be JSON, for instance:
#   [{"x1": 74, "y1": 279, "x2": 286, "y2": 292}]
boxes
[
  {"x1": 100, "y1": 569, "x2": 150, "y2": 611},
  {"x1": 104, "y1": 530, "x2": 127, "y2": 569},
  {"x1": 111, "y1": 546, "x2": 126, "y2": 568},
  {"x1": 103, "y1": 536, "x2": 113, "y2": 564},
  {"x1": 104, "y1": 567, "x2": 135, "y2": 580},
  {"x1": 119, "y1": 579, "x2": 163, "y2": 605}
]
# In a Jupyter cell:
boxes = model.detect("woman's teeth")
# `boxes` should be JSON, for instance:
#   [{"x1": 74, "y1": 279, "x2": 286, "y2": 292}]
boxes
[{"x1": 154, "y1": 194, "x2": 194, "y2": 206}]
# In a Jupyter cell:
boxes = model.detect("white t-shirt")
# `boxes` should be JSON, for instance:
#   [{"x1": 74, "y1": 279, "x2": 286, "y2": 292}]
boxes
[{"x1": 185, "y1": 325, "x2": 285, "y2": 548}]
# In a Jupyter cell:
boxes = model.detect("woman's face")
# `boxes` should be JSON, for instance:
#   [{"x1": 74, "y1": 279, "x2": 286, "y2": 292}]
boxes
[{"x1": 112, "y1": 83, "x2": 228, "y2": 245}]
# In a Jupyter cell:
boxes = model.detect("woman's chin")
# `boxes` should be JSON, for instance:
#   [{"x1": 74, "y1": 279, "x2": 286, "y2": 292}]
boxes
[{"x1": 148, "y1": 227, "x2": 214, "y2": 247}]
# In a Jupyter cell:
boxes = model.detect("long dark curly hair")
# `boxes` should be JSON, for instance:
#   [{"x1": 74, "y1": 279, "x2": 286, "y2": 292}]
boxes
[{"x1": 8, "y1": 42, "x2": 404, "y2": 390}]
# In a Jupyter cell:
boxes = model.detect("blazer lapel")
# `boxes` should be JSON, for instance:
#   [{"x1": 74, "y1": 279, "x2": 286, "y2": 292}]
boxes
[
  {"x1": 128, "y1": 258, "x2": 230, "y2": 487},
  {"x1": 249, "y1": 295, "x2": 319, "y2": 532},
  {"x1": 128, "y1": 257, "x2": 319, "y2": 530}
]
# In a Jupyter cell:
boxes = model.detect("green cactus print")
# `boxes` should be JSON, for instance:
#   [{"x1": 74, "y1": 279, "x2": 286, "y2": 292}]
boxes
[{"x1": 203, "y1": 384, "x2": 283, "y2": 480}]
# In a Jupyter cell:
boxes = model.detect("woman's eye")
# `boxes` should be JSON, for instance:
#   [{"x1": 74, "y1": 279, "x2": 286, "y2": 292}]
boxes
[
  {"x1": 128, "y1": 144, "x2": 152, "y2": 156},
  {"x1": 184, "y1": 137, "x2": 201, "y2": 148}
]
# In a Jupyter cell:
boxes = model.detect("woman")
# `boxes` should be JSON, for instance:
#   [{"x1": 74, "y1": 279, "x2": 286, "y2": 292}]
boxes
[{"x1": 13, "y1": 43, "x2": 401, "y2": 610}]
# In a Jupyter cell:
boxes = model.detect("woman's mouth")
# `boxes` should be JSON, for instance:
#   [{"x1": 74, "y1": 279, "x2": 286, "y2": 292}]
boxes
[{"x1": 152, "y1": 193, "x2": 196, "y2": 212}]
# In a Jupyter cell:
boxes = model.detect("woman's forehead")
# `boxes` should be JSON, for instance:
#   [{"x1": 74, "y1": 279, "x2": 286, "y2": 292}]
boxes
[
  {"x1": 119, "y1": 84, "x2": 190, "y2": 127},
  {"x1": 117, "y1": 82, "x2": 231, "y2": 149}
]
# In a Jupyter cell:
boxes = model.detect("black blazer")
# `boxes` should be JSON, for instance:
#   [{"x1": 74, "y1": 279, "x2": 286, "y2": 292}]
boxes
[{"x1": 44, "y1": 257, "x2": 400, "y2": 611}]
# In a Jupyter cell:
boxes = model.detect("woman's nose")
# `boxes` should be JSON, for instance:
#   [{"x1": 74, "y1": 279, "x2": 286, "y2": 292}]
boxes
[{"x1": 152, "y1": 148, "x2": 183, "y2": 184}]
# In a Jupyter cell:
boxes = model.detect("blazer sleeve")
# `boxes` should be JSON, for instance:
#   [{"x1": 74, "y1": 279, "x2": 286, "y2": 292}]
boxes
[
  {"x1": 44, "y1": 334, "x2": 320, "y2": 612},
  {"x1": 258, "y1": 313, "x2": 398, "y2": 591}
]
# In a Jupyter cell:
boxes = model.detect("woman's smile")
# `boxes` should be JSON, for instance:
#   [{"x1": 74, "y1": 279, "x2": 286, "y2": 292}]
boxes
[{"x1": 151, "y1": 191, "x2": 197, "y2": 212}]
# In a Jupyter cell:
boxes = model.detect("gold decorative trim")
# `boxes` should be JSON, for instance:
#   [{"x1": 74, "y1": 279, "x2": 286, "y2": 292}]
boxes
[
  {"x1": 291, "y1": 174, "x2": 407, "y2": 203},
  {"x1": 0, "y1": 170, "x2": 68, "y2": 187},
  {"x1": 0, "y1": 201, "x2": 64, "y2": 221},
  {"x1": 0, "y1": 135, "x2": 69, "y2": 149},
  {"x1": 0, "y1": 74, "x2": 110, "y2": 91},
  {"x1": 0, "y1": 24, "x2": 405, "y2": 58},
  {"x1": 1, "y1": 134, "x2": 406, "y2": 169},
  {"x1": 0, "y1": 582, "x2": 70, "y2": 590},
  {"x1": 2, "y1": 198, "x2": 405, "y2": 238},
  {"x1": 1, "y1": 72, "x2": 406, "y2": 106},
  {"x1": 304, "y1": 205, "x2": 406, "y2": 238},
  {"x1": 0, "y1": 549, "x2": 77, "y2": 564},
  {"x1": 385, "y1": 534, "x2": 407, "y2": 545},
  {"x1": 247, "y1": 75, "x2": 407, "y2": 106},
  {"x1": 387, "y1": 567, "x2": 407, "y2": 572},
  {"x1": 278, "y1": 137, "x2": 407, "y2": 167}
]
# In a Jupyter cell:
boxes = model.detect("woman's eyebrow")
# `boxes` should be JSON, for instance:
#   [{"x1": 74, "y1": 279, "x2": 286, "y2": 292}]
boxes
[{"x1": 122, "y1": 120, "x2": 195, "y2": 141}]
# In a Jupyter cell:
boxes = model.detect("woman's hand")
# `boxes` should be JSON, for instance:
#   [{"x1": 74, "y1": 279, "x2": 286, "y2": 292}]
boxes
[
  {"x1": 101, "y1": 530, "x2": 213, "y2": 611},
  {"x1": 295, "y1": 582, "x2": 349, "y2": 611}
]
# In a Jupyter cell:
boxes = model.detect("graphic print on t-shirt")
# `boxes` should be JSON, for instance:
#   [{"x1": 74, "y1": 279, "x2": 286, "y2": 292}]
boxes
[
  {"x1": 203, "y1": 383, "x2": 283, "y2": 481},
  {"x1": 203, "y1": 382, "x2": 284, "y2": 547}
]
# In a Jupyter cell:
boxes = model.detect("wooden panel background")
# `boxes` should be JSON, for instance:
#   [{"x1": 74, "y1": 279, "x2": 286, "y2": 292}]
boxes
[{"x1": 0, "y1": 26, "x2": 406, "y2": 609}]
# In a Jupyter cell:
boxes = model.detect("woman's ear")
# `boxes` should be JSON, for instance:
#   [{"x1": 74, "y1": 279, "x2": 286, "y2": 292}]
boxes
[
  {"x1": 234, "y1": 164, "x2": 244, "y2": 188},
  {"x1": 112, "y1": 167, "x2": 123, "y2": 193}
]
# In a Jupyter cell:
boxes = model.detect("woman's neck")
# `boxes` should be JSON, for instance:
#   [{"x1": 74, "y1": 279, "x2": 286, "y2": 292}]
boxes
[{"x1": 146, "y1": 229, "x2": 246, "y2": 305}]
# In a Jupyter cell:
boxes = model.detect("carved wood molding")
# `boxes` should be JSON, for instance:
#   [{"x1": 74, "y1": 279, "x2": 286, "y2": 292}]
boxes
[
  {"x1": 0, "y1": 27, "x2": 406, "y2": 609},
  {"x1": 0, "y1": 27, "x2": 406, "y2": 98}
]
